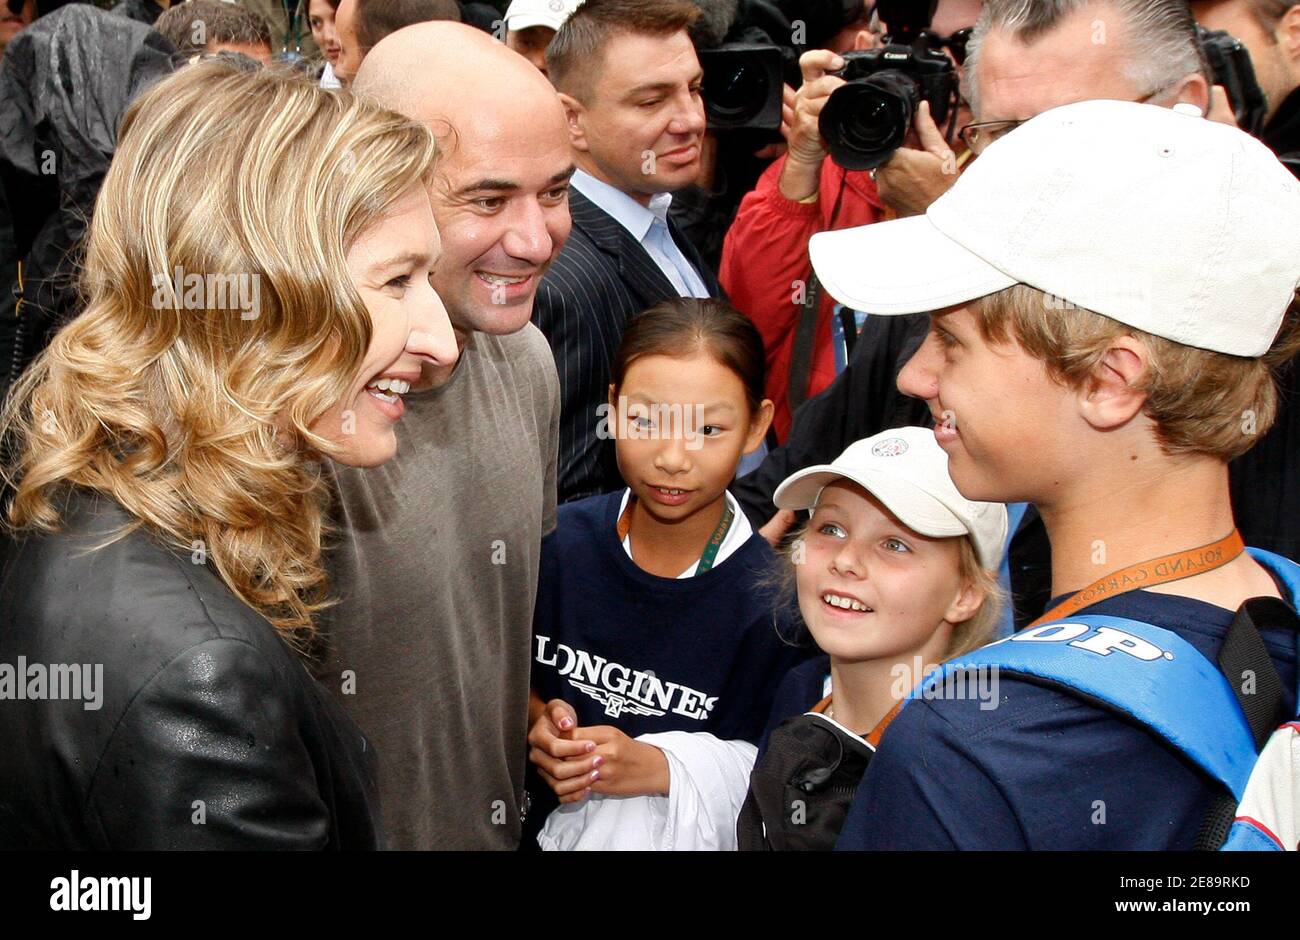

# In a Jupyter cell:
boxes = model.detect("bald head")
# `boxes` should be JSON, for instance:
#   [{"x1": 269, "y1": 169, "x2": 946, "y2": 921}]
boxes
[
  {"x1": 356, "y1": 21, "x2": 563, "y2": 129},
  {"x1": 353, "y1": 21, "x2": 575, "y2": 342}
]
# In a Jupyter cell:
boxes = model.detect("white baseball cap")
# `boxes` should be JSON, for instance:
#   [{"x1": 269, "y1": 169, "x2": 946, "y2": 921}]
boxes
[
  {"x1": 504, "y1": 0, "x2": 583, "y2": 32},
  {"x1": 773, "y1": 426, "x2": 1009, "y2": 568},
  {"x1": 809, "y1": 99, "x2": 1300, "y2": 357}
]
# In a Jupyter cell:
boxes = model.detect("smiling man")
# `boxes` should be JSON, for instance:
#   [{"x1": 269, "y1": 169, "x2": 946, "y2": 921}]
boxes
[
  {"x1": 316, "y1": 21, "x2": 571, "y2": 850},
  {"x1": 532, "y1": 0, "x2": 723, "y2": 504}
]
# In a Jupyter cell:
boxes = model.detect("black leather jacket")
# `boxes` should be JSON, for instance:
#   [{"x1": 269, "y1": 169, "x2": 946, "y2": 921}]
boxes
[{"x1": 0, "y1": 488, "x2": 383, "y2": 849}]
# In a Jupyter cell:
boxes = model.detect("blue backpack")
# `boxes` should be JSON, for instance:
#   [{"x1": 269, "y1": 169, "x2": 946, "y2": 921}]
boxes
[{"x1": 907, "y1": 548, "x2": 1300, "y2": 851}]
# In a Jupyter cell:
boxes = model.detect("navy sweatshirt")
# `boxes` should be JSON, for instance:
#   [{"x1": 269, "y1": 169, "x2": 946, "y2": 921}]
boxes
[
  {"x1": 531, "y1": 490, "x2": 811, "y2": 743},
  {"x1": 836, "y1": 587, "x2": 1299, "y2": 850}
]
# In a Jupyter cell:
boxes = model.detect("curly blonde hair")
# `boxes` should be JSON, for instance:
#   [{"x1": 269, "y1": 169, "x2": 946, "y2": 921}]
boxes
[{"x1": 0, "y1": 59, "x2": 439, "y2": 645}]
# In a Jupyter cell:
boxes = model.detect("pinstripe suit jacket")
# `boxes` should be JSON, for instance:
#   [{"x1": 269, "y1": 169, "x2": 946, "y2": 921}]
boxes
[{"x1": 532, "y1": 188, "x2": 722, "y2": 504}]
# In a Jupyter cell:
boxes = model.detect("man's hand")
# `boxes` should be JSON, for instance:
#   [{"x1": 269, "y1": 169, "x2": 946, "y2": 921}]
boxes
[
  {"x1": 527, "y1": 698, "x2": 600, "y2": 803},
  {"x1": 875, "y1": 101, "x2": 961, "y2": 217},
  {"x1": 778, "y1": 50, "x2": 848, "y2": 201},
  {"x1": 571, "y1": 725, "x2": 671, "y2": 798}
]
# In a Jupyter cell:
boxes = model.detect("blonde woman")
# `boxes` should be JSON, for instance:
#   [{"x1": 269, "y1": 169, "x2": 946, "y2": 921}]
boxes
[{"x1": 0, "y1": 59, "x2": 457, "y2": 849}]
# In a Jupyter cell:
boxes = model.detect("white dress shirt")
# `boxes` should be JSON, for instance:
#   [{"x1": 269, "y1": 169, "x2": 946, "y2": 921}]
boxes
[{"x1": 570, "y1": 169, "x2": 710, "y2": 299}]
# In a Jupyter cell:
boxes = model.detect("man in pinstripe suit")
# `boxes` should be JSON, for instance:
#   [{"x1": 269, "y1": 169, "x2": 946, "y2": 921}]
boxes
[{"x1": 532, "y1": 0, "x2": 723, "y2": 503}]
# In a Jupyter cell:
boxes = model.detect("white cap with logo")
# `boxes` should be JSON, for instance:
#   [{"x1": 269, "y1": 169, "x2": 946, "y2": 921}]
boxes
[
  {"x1": 773, "y1": 426, "x2": 1009, "y2": 568},
  {"x1": 809, "y1": 99, "x2": 1300, "y2": 357},
  {"x1": 504, "y1": 0, "x2": 584, "y2": 32}
]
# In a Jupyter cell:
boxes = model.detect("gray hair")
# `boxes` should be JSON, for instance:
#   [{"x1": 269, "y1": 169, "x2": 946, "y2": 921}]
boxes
[{"x1": 964, "y1": 0, "x2": 1209, "y2": 117}]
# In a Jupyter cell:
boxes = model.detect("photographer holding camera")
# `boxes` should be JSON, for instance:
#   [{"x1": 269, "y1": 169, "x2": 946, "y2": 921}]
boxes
[
  {"x1": 720, "y1": 0, "x2": 981, "y2": 441},
  {"x1": 1192, "y1": 1, "x2": 1300, "y2": 173}
]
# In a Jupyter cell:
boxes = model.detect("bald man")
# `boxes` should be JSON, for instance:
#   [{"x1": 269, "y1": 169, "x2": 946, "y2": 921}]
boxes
[{"x1": 315, "y1": 22, "x2": 572, "y2": 850}]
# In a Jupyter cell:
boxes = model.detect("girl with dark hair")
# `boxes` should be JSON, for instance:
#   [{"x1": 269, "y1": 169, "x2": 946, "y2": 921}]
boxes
[{"x1": 525, "y1": 297, "x2": 810, "y2": 850}]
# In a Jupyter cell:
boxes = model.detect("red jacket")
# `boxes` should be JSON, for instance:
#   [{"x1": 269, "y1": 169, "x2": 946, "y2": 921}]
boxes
[{"x1": 720, "y1": 155, "x2": 884, "y2": 441}]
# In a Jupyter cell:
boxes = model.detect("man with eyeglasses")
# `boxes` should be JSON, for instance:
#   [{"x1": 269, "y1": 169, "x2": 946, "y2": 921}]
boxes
[
  {"x1": 733, "y1": 0, "x2": 1228, "y2": 632},
  {"x1": 958, "y1": 0, "x2": 1210, "y2": 152}
]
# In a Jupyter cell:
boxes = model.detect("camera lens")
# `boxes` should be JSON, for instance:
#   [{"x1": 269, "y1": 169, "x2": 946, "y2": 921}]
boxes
[
  {"x1": 699, "y1": 43, "x2": 784, "y2": 132},
  {"x1": 820, "y1": 71, "x2": 918, "y2": 170},
  {"x1": 705, "y1": 55, "x2": 771, "y2": 125}
]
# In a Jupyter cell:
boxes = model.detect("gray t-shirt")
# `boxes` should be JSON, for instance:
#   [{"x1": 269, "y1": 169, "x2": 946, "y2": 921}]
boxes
[{"x1": 316, "y1": 324, "x2": 559, "y2": 850}]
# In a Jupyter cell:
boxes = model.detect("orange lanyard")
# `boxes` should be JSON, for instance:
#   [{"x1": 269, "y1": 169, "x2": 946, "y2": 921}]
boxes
[{"x1": 1027, "y1": 530, "x2": 1245, "y2": 628}]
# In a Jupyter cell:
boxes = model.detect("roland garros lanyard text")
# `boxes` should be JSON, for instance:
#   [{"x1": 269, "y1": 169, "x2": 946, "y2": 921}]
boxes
[
  {"x1": 1027, "y1": 530, "x2": 1246, "y2": 628},
  {"x1": 617, "y1": 497, "x2": 735, "y2": 574}
]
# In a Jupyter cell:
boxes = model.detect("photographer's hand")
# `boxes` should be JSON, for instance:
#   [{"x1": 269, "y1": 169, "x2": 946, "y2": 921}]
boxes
[
  {"x1": 778, "y1": 50, "x2": 848, "y2": 201},
  {"x1": 875, "y1": 100, "x2": 960, "y2": 218},
  {"x1": 751, "y1": 85, "x2": 797, "y2": 161}
]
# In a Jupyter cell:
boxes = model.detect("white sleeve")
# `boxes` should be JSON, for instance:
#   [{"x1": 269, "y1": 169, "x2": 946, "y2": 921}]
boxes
[{"x1": 537, "y1": 732, "x2": 758, "y2": 851}]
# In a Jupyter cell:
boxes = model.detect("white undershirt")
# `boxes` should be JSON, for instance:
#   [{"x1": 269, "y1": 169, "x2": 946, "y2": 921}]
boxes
[{"x1": 617, "y1": 488, "x2": 753, "y2": 579}]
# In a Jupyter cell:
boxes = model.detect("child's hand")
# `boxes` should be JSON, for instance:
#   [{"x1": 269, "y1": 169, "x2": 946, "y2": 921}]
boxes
[
  {"x1": 571, "y1": 725, "x2": 671, "y2": 798},
  {"x1": 527, "y1": 699, "x2": 600, "y2": 802},
  {"x1": 759, "y1": 508, "x2": 797, "y2": 547}
]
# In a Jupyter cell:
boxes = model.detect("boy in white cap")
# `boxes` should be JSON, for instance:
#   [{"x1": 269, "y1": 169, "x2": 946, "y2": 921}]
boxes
[{"x1": 809, "y1": 98, "x2": 1300, "y2": 849}]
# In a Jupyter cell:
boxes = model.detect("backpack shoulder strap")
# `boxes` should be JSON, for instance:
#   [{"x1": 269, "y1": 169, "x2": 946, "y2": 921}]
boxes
[
  {"x1": 908, "y1": 614, "x2": 1258, "y2": 799},
  {"x1": 1247, "y1": 547, "x2": 1300, "y2": 708}
]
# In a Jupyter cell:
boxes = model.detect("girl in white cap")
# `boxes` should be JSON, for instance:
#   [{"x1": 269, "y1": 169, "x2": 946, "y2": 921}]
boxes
[{"x1": 736, "y1": 425, "x2": 1007, "y2": 850}]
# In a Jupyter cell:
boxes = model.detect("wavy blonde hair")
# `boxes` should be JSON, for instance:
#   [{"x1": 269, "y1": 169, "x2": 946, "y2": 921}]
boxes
[{"x1": 0, "y1": 59, "x2": 439, "y2": 646}]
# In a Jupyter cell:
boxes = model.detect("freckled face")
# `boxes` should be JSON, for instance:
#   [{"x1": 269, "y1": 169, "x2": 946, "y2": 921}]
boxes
[{"x1": 797, "y1": 481, "x2": 968, "y2": 664}]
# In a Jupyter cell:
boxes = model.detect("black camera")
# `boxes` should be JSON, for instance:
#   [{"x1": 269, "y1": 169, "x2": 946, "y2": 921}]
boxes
[
  {"x1": 818, "y1": 44, "x2": 958, "y2": 170},
  {"x1": 699, "y1": 43, "x2": 786, "y2": 132},
  {"x1": 1198, "y1": 26, "x2": 1269, "y2": 137},
  {"x1": 697, "y1": 0, "x2": 868, "y2": 133}
]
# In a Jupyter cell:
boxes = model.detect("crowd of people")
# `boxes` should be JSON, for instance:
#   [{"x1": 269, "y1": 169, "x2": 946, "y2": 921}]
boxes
[{"x1": 1, "y1": 0, "x2": 1299, "y2": 853}]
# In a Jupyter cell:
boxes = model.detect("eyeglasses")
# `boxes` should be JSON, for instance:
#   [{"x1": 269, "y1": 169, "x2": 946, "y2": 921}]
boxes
[
  {"x1": 916, "y1": 27, "x2": 974, "y2": 66},
  {"x1": 958, "y1": 119, "x2": 1020, "y2": 155},
  {"x1": 959, "y1": 85, "x2": 1176, "y2": 155}
]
